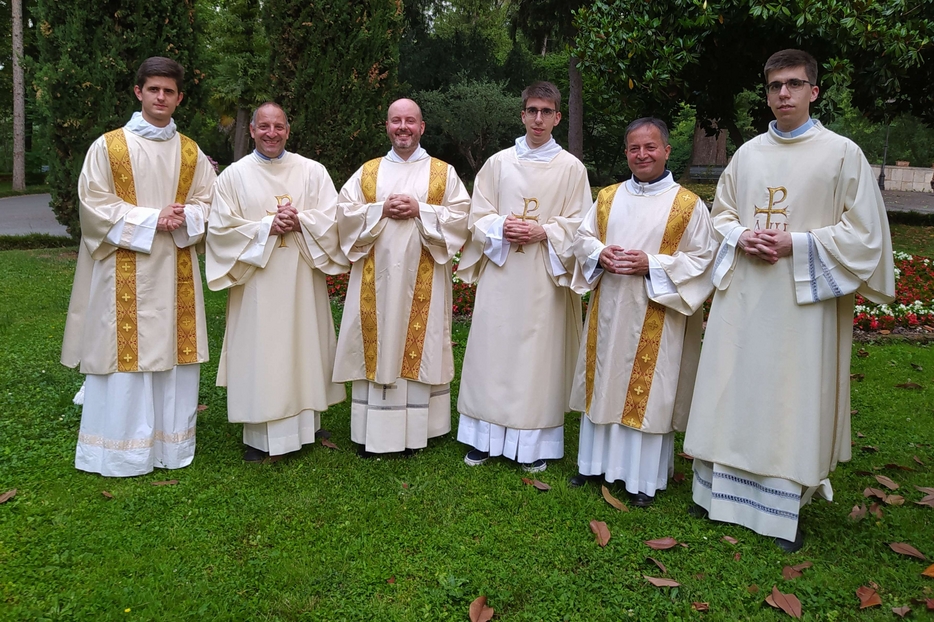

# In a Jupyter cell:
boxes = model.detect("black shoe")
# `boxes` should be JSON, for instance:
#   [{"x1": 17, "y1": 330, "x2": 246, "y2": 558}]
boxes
[
  {"x1": 569, "y1": 473, "x2": 596, "y2": 488},
  {"x1": 687, "y1": 503, "x2": 709, "y2": 519},
  {"x1": 356, "y1": 444, "x2": 376, "y2": 459},
  {"x1": 315, "y1": 428, "x2": 332, "y2": 440},
  {"x1": 243, "y1": 447, "x2": 268, "y2": 462},
  {"x1": 464, "y1": 449, "x2": 490, "y2": 466},
  {"x1": 630, "y1": 492, "x2": 655, "y2": 508},
  {"x1": 401, "y1": 448, "x2": 417, "y2": 457},
  {"x1": 774, "y1": 529, "x2": 804, "y2": 553}
]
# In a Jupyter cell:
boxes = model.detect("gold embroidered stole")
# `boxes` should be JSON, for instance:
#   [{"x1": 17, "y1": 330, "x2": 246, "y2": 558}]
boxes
[
  {"x1": 104, "y1": 129, "x2": 199, "y2": 371},
  {"x1": 358, "y1": 157, "x2": 448, "y2": 380}
]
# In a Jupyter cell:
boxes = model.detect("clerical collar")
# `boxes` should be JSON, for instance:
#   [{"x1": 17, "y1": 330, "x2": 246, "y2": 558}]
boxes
[
  {"x1": 386, "y1": 145, "x2": 428, "y2": 163},
  {"x1": 515, "y1": 136, "x2": 563, "y2": 162},
  {"x1": 626, "y1": 171, "x2": 675, "y2": 196},
  {"x1": 253, "y1": 149, "x2": 287, "y2": 161},
  {"x1": 770, "y1": 117, "x2": 816, "y2": 138},
  {"x1": 125, "y1": 111, "x2": 177, "y2": 141}
]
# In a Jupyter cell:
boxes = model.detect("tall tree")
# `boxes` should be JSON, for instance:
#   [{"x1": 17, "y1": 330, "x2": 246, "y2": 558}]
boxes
[
  {"x1": 264, "y1": 0, "x2": 403, "y2": 182},
  {"x1": 11, "y1": 0, "x2": 24, "y2": 190},
  {"x1": 32, "y1": 0, "x2": 204, "y2": 236}
]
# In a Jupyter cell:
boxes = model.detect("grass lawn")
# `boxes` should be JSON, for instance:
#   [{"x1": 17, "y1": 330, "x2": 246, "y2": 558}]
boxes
[
  {"x1": 1, "y1": 238, "x2": 933, "y2": 621},
  {"x1": 0, "y1": 181, "x2": 50, "y2": 199}
]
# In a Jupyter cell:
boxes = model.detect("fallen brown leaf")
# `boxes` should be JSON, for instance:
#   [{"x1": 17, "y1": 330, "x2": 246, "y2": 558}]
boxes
[
  {"x1": 864, "y1": 487, "x2": 887, "y2": 500},
  {"x1": 919, "y1": 494, "x2": 934, "y2": 508},
  {"x1": 851, "y1": 409, "x2": 859, "y2": 415},
  {"x1": 851, "y1": 373, "x2": 865, "y2": 381},
  {"x1": 884, "y1": 494, "x2": 905, "y2": 506},
  {"x1": 892, "y1": 605, "x2": 911, "y2": 618},
  {"x1": 849, "y1": 504, "x2": 867, "y2": 521},
  {"x1": 879, "y1": 329, "x2": 891, "y2": 335},
  {"x1": 387, "y1": 576, "x2": 396, "y2": 584},
  {"x1": 914, "y1": 456, "x2": 925, "y2": 466},
  {"x1": 782, "y1": 566, "x2": 802, "y2": 580},
  {"x1": 0, "y1": 489, "x2": 16, "y2": 504},
  {"x1": 747, "y1": 584, "x2": 759, "y2": 594},
  {"x1": 151, "y1": 480, "x2": 178, "y2": 486},
  {"x1": 896, "y1": 382, "x2": 924, "y2": 390},
  {"x1": 765, "y1": 586, "x2": 802, "y2": 618},
  {"x1": 468, "y1": 595, "x2": 494, "y2": 622},
  {"x1": 691, "y1": 602, "x2": 709, "y2": 612},
  {"x1": 521, "y1": 477, "x2": 533, "y2": 485},
  {"x1": 792, "y1": 562, "x2": 813, "y2": 572},
  {"x1": 869, "y1": 503, "x2": 884, "y2": 519},
  {"x1": 890, "y1": 542, "x2": 927, "y2": 560},
  {"x1": 673, "y1": 472, "x2": 685, "y2": 483},
  {"x1": 734, "y1": 552, "x2": 741, "y2": 561},
  {"x1": 320, "y1": 438, "x2": 339, "y2": 450},
  {"x1": 922, "y1": 564, "x2": 934, "y2": 578},
  {"x1": 196, "y1": 404, "x2": 208, "y2": 412},
  {"x1": 861, "y1": 446, "x2": 879, "y2": 453},
  {"x1": 857, "y1": 348, "x2": 869, "y2": 358},
  {"x1": 644, "y1": 575, "x2": 680, "y2": 588},
  {"x1": 916, "y1": 486, "x2": 934, "y2": 495},
  {"x1": 856, "y1": 431, "x2": 866, "y2": 438},
  {"x1": 647, "y1": 557, "x2": 667, "y2": 574},
  {"x1": 102, "y1": 491, "x2": 114, "y2": 500},
  {"x1": 590, "y1": 520, "x2": 611, "y2": 547},
  {"x1": 644, "y1": 537, "x2": 678, "y2": 550},
  {"x1": 402, "y1": 483, "x2": 409, "y2": 489},
  {"x1": 911, "y1": 362, "x2": 924, "y2": 371},
  {"x1": 531, "y1": 479, "x2": 551, "y2": 492},
  {"x1": 857, "y1": 586, "x2": 882, "y2": 609},
  {"x1": 601, "y1": 485, "x2": 628, "y2": 511},
  {"x1": 927, "y1": 598, "x2": 934, "y2": 610},
  {"x1": 875, "y1": 475, "x2": 900, "y2": 490},
  {"x1": 722, "y1": 535, "x2": 738, "y2": 545},
  {"x1": 884, "y1": 463, "x2": 915, "y2": 472},
  {"x1": 677, "y1": 452, "x2": 694, "y2": 460}
]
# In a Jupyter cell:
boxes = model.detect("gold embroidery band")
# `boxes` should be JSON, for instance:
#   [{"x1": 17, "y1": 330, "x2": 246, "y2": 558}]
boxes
[
  {"x1": 584, "y1": 183, "x2": 621, "y2": 412},
  {"x1": 359, "y1": 158, "x2": 382, "y2": 380},
  {"x1": 175, "y1": 134, "x2": 199, "y2": 365},
  {"x1": 105, "y1": 129, "x2": 140, "y2": 372},
  {"x1": 620, "y1": 188, "x2": 698, "y2": 428},
  {"x1": 400, "y1": 158, "x2": 448, "y2": 378}
]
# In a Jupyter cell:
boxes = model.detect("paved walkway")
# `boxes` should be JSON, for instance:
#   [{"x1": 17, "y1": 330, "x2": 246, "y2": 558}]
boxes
[{"x1": 0, "y1": 189, "x2": 931, "y2": 238}]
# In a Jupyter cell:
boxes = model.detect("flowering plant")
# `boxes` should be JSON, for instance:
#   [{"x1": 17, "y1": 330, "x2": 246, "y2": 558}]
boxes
[{"x1": 854, "y1": 252, "x2": 934, "y2": 331}]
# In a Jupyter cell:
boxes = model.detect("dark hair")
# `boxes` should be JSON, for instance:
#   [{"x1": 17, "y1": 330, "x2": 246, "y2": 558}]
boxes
[
  {"x1": 136, "y1": 57, "x2": 185, "y2": 92},
  {"x1": 764, "y1": 49, "x2": 818, "y2": 85},
  {"x1": 251, "y1": 102, "x2": 290, "y2": 127},
  {"x1": 624, "y1": 117, "x2": 669, "y2": 147},
  {"x1": 521, "y1": 81, "x2": 561, "y2": 110}
]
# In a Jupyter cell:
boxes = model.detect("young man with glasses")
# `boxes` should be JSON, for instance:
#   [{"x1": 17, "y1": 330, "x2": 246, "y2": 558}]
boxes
[
  {"x1": 683, "y1": 49, "x2": 894, "y2": 551},
  {"x1": 456, "y1": 81, "x2": 592, "y2": 473}
]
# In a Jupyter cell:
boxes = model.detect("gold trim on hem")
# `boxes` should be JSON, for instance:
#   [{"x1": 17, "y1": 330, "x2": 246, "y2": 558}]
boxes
[{"x1": 175, "y1": 134, "x2": 199, "y2": 364}]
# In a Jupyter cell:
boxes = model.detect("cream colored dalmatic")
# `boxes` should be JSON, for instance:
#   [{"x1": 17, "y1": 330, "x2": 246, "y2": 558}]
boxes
[
  {"x1": 455, "y1": 140, "x2": 591, "y2": 463},
  {"x1": 333, "y1": 148, "x2": 470, "y2": 453},
  {"x1": 206, "y1": 151, "x2": 349, "y2": 455},
  {"x1": 683, "y1": 121, "x2": 895, "y2": 540},
  {"x1": 62, "y1": 115, "x2": 216, "y2": 477}
]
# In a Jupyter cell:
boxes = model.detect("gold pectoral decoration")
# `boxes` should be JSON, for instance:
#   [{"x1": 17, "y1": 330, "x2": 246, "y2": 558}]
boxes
[
  {"x1": 584, "y1": 183, "x2": 621, "y2": 412},
  {"x1": 619, "y1": 188, "x2": 698, "y2": 429},
  {"x1": 754, "y1": 186, "x2": 789, "y2": 231},
  {"x1": 512, "y1": 197, "x2": 541, "y2": 253},
  {"x1": 175, "y1": 133, "x2": 199, "y2": 365}
]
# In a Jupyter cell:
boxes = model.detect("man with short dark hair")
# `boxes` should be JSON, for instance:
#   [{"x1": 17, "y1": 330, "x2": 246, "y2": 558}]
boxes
[
  {"x1": 683, "y1": 49, "x2": 894, "y2": 551},
  {"x1": 568, "y1": 117, "x2": 717, "y2": 506},
  {"x1": 456, "y1": 81, "x2": 592, "y2": 473},
  {"x1": 62, "y1": 57, "x2": 217, "y2": 476},
  {"x1": 206, "y1": 102, "x2": 348, "y2": 462}
]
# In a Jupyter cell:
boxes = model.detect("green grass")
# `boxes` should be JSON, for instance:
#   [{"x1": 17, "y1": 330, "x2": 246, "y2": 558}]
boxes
[
  {"x1": 1, "y1": 248, "x2": 933, "y2": 621},
  {"x1": 0, "y1": 181, "x2": 50, "y2": 199}
]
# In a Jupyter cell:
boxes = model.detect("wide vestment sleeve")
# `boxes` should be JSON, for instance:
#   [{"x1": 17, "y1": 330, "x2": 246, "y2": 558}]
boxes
[
  {"x1": 205, "y1": 168, "x2": 265, "y2": 290},
  {"x1": 456, "y1": 155, "x2": 501, "y2": 284},
  {"x1": 295, "y1": 165, "x2": 351, "y2": 276},
  {"x1": 541, "y1": 153, "x2": 590, "y2": 282}
]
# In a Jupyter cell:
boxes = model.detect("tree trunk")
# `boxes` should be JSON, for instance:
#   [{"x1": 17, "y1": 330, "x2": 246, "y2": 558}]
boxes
[
  {"x1": 568, "y1": 55, "x2": 584, "y2": 161},
  {"x1": 689, "y1": 120, "x2": 727, "y2": 167},
  {"x1": 234, "y1": 106, "x2": 251, "y2": 161},
  {"x1": 12, "y1": 0, "x2": 26, "y2": 191}
]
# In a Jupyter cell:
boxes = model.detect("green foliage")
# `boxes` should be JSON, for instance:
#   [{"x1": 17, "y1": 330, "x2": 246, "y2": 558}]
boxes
[
  {"x1": 32, "y1": 0, "x2": 205, "y2": 237},
  {"x1": 264, "y1": 0, "x2": 403, "y2": 183},
  {"x1": 417, "y1": 79, "x2": 522, "y2": 176}
]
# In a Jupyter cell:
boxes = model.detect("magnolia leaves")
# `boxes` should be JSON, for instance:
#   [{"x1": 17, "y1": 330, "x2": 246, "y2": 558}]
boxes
[
  {"x1": 765, "y1": 586, "x2": 803, "y2": 619},
  {"x1": 468, "y1": 596, "x2": 494, "y2": 622},
  {"x1": 589, "y1": 520, "x2": 611, "y2": 547},
  {"x1": 0, "y1": 489, "x2": 16, "y2": 504},
  {"x1": 601, "y1": 486, "x2": 629, "y2": 512}
]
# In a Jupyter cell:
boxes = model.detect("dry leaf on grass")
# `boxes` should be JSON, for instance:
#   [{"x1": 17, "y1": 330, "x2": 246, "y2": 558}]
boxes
[
  {"x1": 0, "y1": 489, "x2": 16, "y2": 504},
  {"x1": 892, "y1": 605, "x2": 911, "y2": 618},
  {"x1": 747, "y1": 585, "x2": 759, "y2": 594},
  {"x1": 765, "y1": 586, "x2": 802, "y2": 618},
  {"x1": 895, "y1": 382, "x2": 924, "y2": 390},
  {"x1": 320, "y1": 438, "x2": 339, "y2": 450},
  {"x1": 691, "y1": 602, "x2": 709, "y2": 612},
  {"x1": 856, "y1": 432, "x2": 866, "y2": 438},
  {"x1": 102, "y1": 491, "x2": 114, "y2": 500},
  {"x1": 884, "y1": 463, "x2": 915, "y2": 472},
  {"x1": 849, "y1": 504, "x2": 867, "y2": 520},
  {"x1": 927, "y1": 598, "x2": 934, "y2": 610},
  {"x1": 911, "y1": 362, "x2": 924, "y2": 371},
  {"x1": 677, "y1": 452, "x2": 694, "y2": 460},
  {"x1": 861, "y1": 445, "x2": 879, "y2": 452},
  {"x1": 469, "y1": 595, "x2": 494, "y2": 622},
  {"x1": 792, "y1": 562, "x2": 813, "y2": 572},
  {"x1": 782, "y1": 566, "x2": 802, "y2": 580},
  {"x1": 387, "y1": 576, "x2": 396, "y2": 584},
  {"x1": 196, "y1": 404, "x2": 208, "y2": 412},
  {"x1": 869, "y1": 503, "x2": 884, "y2": 519},
  {"x1": 644, "y1": 537, "x2": 679, "y2": 550},
  {"x1": 673, "y1": 472, "x2": 685, "y2": 483},
  {"x1": 601, "y1": 485, "x2": 628, "y2": 511},
  {"x1": 875, "y1": 475, "x2": 900, "y2": 490},
  {"x1": 890, "y1": 542, "x2": 927, "y2": 560},
  {"x1": 721, "y1": 535, "x2": 738, "y2": 545},
  {"x1": 734, "y1": 552, "x2": 741, "y2": 561},
  {"x1": 151, "y1": 480, "x2": 178, "y2": 486},
  {"x1": 917, "y1": 495, "x2": 934, "y2": 508},
  {"x1": 590, "y1": 520, "x2": 611, "y2": 547},
  {"x1": 916, "y1": 486, "x2": 934, "y2": 495},
  {"x1": 531, "y1": 480, "x2": 551, "y2": 491},
  {"x1": 857, "y1": 349, "x2": 869, "y2": 358},
  {"x1": 864, "y1": 487, "x2": 887, "y2": 500},
  {"x1": 914, "y1": 456, "x2": 925, "y2": 466},
  {"x1": 851, "y1": 373, "x2": 865, "y2": 381},
  {"x1": 922, "y1": 564, "x2": 934, "y2": 578},
  {"x1": 884, "y1": 494, "x2": 906, "y2": 506},
  {"x1": 647, "y1": 557, "x2": 667, "y2": 574},
  {"x1": 857, "y1": 586, "x2": 882, "y2": 609},
  {"x1": 644, "y1": 575, "x2": 680, "y2": 588}
]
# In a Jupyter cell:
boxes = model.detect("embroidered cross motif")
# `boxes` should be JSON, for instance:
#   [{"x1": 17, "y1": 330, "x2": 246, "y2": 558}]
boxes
[
  {"x1": 755, "y1": 186, "x2": 789, "y2": 230},
  {"x1": 122, "y1": 323, "x2": 132, "y2": 332},
  {"x1": 123, "y1": 353, "x2": 133, "y2": 362},
  {"x1": 122, "y1": 263, "x2": 132, "y2": 271},
  {"x1": 641, "y1": 353, "x2": 651, "y2": 363},
  {"x1": 183, "y1": 347, "x2": 192, "y2": 356},
  {"x1": 634, "y1": 386, "x2": 644, "y2": 395},
  {"x1": 511, "y1": 197, "x2": 541, "y2": 254},
  {"x1": 121, "y1": 293, "x2": 132, "y2": 302}
]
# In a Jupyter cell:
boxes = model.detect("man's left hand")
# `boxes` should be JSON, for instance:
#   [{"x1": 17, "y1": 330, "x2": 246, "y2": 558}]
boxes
[
  {"x1": 503, "y1": 215, "x2": 547, "y2": 245},
  {"x1": 751, "y1": 229, "x2": 792, "y2": 264},
  {"x1": 616, "y1": 249, "x2": 649, "y2": 276},
  {"x1": 387, "y1": 194, "x2": 420, "y2": 220}
]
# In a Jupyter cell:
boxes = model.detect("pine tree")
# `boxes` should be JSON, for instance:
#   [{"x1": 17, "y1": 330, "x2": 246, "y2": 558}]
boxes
[
  {"x1": 33, "y1": 1, "x2": 204, "y2": 236},
  {"x1": 264, "y1": 0, "x2": 403, "y2": 182}
]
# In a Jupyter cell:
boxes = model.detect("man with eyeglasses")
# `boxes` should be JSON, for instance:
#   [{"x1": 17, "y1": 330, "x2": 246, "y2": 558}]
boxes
[
  {"x1": 456, "y1": 81, "x2": 592, "y2": 473},
  {"x1": 683, "y1": 49, "x2": 894, "y2": 551}
]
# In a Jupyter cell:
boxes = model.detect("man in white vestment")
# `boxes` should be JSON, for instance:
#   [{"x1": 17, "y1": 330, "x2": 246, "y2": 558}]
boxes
[
  {"x1": 456, "y1": 82, "x2": 591, "y2": 473},
  {"x1": 206, "y1": 103, "x2": 348, "y2": 462},
  {"x1": 683, "y1": 50, "x2": 894, "y2": 551},
  {"x1": 333, "y1": 98, "x2": 471, "y2": 457},
  {"x1": 62, "y1": 57, "x2": 217, "y2": 477},
  {"x1": 569, "y1": 118, "x2": 717, "y2": 505}
]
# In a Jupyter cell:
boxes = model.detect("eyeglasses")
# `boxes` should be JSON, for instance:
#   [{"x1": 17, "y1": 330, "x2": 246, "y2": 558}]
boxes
[
  {"x1": 524, "y1": 106, "x2": 556, "y2": 119},
  {"x1": 766, "y1": 79, "x2": 813, "y2": 95}
]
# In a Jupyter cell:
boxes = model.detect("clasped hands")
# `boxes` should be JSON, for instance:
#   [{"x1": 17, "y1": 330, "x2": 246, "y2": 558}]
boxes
[
  {"x1": 599, "y1": 245, "x2": 649, "y2": 276},
  {"x1": 382, "y1": 194, "x2": 420, "y2": 220},
  {"x1": 738, "y1": 229, "x2": 792, "y2": 264},
  {"x1": 503, "y1": 214, "x2": 546, "y2": 246},
  {"x1": 270, "y1": 201, "x2": 301, "y2": 236},
  {"x1": 157, "y1": 203, "x2": 186, "y2": 232}
]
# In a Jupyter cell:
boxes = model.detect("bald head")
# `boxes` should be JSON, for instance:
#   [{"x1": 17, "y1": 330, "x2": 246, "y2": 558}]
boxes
[
  {"x1": 251, "y1": 102, "x2": 289, "y2": 128},
  {"x1": 386, "y1": 98, "x2": 425, "y2": 160}
]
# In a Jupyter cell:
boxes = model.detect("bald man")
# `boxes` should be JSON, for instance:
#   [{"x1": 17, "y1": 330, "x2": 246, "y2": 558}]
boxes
[{"x1": 333, "y1": 99, "x2": 471, "y2": 457}]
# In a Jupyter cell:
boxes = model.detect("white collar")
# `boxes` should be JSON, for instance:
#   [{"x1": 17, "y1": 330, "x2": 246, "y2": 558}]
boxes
[
  {"x1": 386, "y1": 145, "x2": 429, "y2": 163},
  {"x1": 124, "y1": 111, "x2": 177, "y2": 141},
  {"x1": 770, "y1": 117, "x2": 817, "y2": 138},
  {"x1": 515, "y1": 136, "x2": 563, "y2": 162},
  {"x1": 625, "y1": 171, "x2": 676, "y2": 196},
  {"x1": 253, "y1": 149, "x2": 287, "y2": 163}
]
